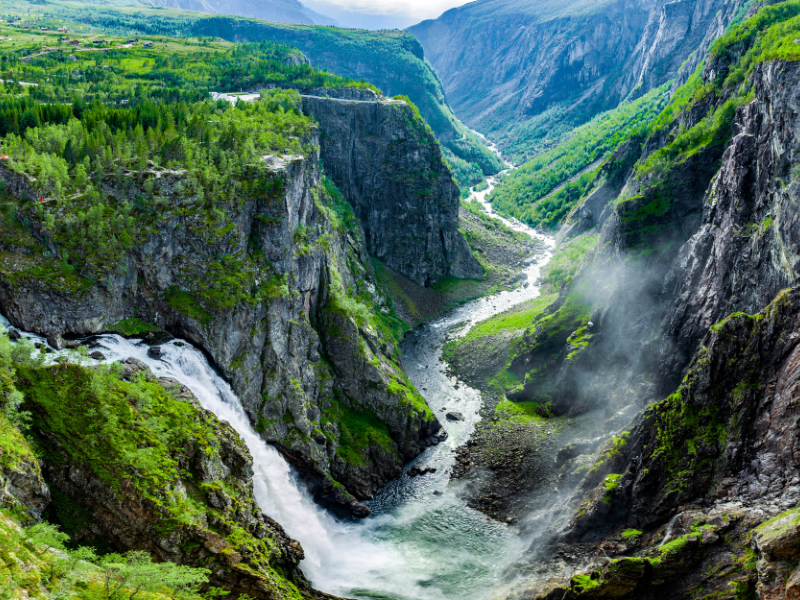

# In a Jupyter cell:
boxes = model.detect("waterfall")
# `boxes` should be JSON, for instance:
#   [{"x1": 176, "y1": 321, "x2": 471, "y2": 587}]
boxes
[
  {"x1": 0, "y1": 315, "x2": 456, "y2": 599},
  {"x1": 658, "y1": 512, "x2": 684, "y2": 547}
]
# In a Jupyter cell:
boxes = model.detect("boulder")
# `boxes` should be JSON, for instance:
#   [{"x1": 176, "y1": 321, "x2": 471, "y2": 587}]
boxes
[
  {"x1": 408, "y1": 464, "x2": 437, "y2": 477},
  {"x1": 120, "y1": 357, "x2": 155, "y2": 382},
  {"x1": 46, "y1": 334, "x2": 64, "y2": 350}
]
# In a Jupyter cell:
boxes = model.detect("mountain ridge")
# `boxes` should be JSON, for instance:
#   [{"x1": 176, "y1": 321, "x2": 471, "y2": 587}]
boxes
[
  {"x1": 409, "y1": 0, "x2": 753, "y2": 161},
  {"x1": 142, "y1": 0, "x2": 340, "y2": 26}
]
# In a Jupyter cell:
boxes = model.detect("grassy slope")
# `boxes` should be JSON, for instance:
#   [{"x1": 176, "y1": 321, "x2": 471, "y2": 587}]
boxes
[
  {"x1": 444, "y1": 233, "x2": 598, "y2": 403},
  {"x1": 487, "y1": 0, "x2": 800, "y2": 412},
  {"x1": 488, "y1": 84, "x2": 670, "y2": 230}
]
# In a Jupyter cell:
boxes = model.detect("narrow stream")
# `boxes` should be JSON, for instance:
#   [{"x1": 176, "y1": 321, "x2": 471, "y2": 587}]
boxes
[{"x1": 0, "y1": 172, "x2": 555, "y2": 600}]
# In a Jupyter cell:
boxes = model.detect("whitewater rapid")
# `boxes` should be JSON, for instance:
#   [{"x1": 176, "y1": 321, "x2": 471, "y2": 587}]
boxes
[{"x1": 0, "y1": 175, "x2": 554, "y2": 600}]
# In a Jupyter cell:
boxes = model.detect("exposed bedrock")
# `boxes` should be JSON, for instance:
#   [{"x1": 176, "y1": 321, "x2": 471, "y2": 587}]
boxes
[
  {"x1": 302, "y1": 91, "x2": 482, "y2": 286},
  {"x1": 0, "y1": 136, "x2": 441, "y2": 514},
  {"x1": 506, "y1": 59, "x2": 800, "y2": 424},
  {"x1": 409, "y1": 0, "x2": 749, "y2": 145}
]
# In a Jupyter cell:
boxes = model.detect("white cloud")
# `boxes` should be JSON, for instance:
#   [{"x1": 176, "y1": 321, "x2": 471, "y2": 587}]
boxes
[{"x1": 312, "y1": 0, "x2": 471, "y2": 20}]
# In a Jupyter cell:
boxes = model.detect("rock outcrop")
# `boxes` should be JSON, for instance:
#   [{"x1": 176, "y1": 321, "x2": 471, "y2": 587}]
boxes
[
  {"x1": 478, "y1": 18, "x2": 800, "y2": 598},
  {"x1": 303, "y1": 90, "x2": 482, "y2": 286},
  {"x1": 505, "y1": 287, "x2": 800, "y2": 599},
  {"x1": 0, "y1": 414, "x2": 49, "y2": 522},
  {"x1": 504, "y1": 56, "x2": 800, "y2": 422},
  {"x1": 0, "y1": 128, "x2": 441, "y2": 512},
  {"x1": 657, "y1": 60, "x2": 800, "y2": 392},
  {"x1": 15, "y1": 361, "x2": 323, "y2": 599}
]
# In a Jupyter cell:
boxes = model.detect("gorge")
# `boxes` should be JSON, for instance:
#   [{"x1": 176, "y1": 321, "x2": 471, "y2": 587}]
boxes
[{"x1": 4, "y1": 0, "x2": 800, "y2": 599}]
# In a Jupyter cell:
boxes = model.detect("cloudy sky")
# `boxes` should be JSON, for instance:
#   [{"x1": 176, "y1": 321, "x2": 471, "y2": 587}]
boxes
[{"x1": 303, "y1": 0, "x2": 474, "y2": 29}]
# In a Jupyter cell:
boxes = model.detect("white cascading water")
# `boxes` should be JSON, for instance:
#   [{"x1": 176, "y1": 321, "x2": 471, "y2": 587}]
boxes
[
  {"x1": 0, "y1": 169, "x2": 555, "y2": 600},
  {"x1": 0, "y1": 315, "x2": 410, "y2": 596}
]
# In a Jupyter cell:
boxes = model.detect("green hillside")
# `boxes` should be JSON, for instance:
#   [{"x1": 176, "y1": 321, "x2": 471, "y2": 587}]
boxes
[{"x1": 11, "y1": 0, "x2": 503, "y2": 189}]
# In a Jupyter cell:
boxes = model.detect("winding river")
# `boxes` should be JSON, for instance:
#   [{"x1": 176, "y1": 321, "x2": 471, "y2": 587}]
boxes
[{"x1": 0, "y1": 174, "x2": 554, "y2": 600}]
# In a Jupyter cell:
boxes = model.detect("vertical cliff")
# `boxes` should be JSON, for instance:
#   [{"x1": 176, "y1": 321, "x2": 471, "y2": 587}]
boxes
[
  {"x1": 0, "y1": 343, "x2": 328, "y2": 599},
  {"x1": 0, "y1": 128, "x2": 441, "y2": 514},
  {"x1": 302, "y1": 89, "x2": 482, "y2": 286},
  {"x1": 474, "y1": 6, "x2": 800, "y2": 596}
]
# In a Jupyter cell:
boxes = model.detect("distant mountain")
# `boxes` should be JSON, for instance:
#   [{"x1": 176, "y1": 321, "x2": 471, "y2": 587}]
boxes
[
  {"x1": 408, "y1": 0, "x2": 750, "y2": 160},
  {"x1": 143, "y1": 0, "x2": 339, "y2": 25}
]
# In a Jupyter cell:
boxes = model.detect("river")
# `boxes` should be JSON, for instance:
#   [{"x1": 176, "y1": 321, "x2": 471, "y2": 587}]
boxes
[{"x1": 0, "y1": 174, "x2": 555, "y2": 600}]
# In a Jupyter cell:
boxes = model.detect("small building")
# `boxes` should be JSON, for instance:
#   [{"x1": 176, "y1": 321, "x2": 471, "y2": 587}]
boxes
[
  {"x1": 124, "y1": 38, "x2": 138, "y2": 44},
  {"x1": 68, "y1": 39, "x2": 80, "y2": 45},
  {"x1": 142, "y1": 41, "x2": 153, "y2": 48},
  {"x1": 93, "y1": 39, "x2": 108, "y2": 45}
]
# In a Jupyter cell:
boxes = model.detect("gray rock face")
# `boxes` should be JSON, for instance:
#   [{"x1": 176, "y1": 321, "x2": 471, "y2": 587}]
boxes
[
  {"x1": 409, "y1": 0, "x2": 749, "y2": 152},
  {"x1": 508, "y1": 58, "x2": 800, "y2": 422},
  {"x1": 491, "y1": 55, "x2": 800, "y2": 599},
  {"x1": 0, "y1": 426, "x2": 49, "y2": 522},
  {"x1": 0, "y1": 134, "x2": 440, "y2": 510},
  {"x1": 562, "y1": 287, "x2": 800, "y2": 540},
  {"x1": 303, "y1": 92, "x2": 482, "y2": 286},
  {"x1": 23, "y1": 369, "x2": 314, "y2": 598},
  {"x1": 658, "y1": 61, "x2": 800, "y2": 388}
]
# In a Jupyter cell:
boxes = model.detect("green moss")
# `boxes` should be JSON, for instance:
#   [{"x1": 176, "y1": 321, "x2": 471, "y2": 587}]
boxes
[
  {"x1": 164, "y1": 286, "x2": 213, "y2": 324},
  {"x1": 445, "y1": 292, "x2": 558, "y2": 360},
  {"x1": 0, "y1": 410, "x2": 40, "y2": 517},
  {"x1": 111, "y1": 318, "x2": 161, "y2": 337},
  {"x1": 650, "y1": 390, "x2": 730, "y2": 497},
  {"x1": 622, "y1": 528, "x2": 643, "y2": 539},
  {"x1": 494, "y1": 399, "x2": 547, "y2": 423},
  {"x1": 322, "y1": 176, "x2": 359, "y2": 233},
  {"x1": 601, "y1": 473, "x2": 623, "y2": 504},
  {"x1": 566, "y1": 324, "x2": 594, "y2": 361},
  {"x1": 637, "y1": 97, "x2": 743, "y2": 177},
  {"x1": 19, "y1": 364, "x2": 213, "y2": 500},
  {"x1": 325, "y1": 400, "x2": 396, "y2": 468},
  {"x1": 541, "y1": 235, "x2": 599, "y2": 290},
  {"x1": 709, "y1": 311, "x2": 757, "y2": 333},
  {"x1": 11, "y1": 358, "x2": 303, "y2": 598},
  {"x1": 571, "y1": 573, "x2": 600, "y2": 593},
  {"x1": 752, "y1": 507, "x2": 800, "y2": 553},
  {"x1": 387, "y1": 373, "x2": 434, "y2": 419},
  {"x1": 0, "y1": 253, "x2": 95, "y2": 295},
  {"x1": 604, "y1": 474, "x2": 623, "y2": 492}
]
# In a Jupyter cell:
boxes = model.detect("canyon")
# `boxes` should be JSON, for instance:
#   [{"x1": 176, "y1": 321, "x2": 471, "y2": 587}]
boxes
[{"x1": 4, "y1": 0, "x2": 800, "y2": 599}]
